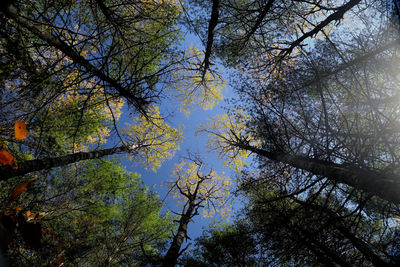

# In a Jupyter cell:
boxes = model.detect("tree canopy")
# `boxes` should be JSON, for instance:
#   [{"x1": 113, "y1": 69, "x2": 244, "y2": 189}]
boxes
[{"x1": 2, "y1": 0, "x2": 400, "y2": 266}]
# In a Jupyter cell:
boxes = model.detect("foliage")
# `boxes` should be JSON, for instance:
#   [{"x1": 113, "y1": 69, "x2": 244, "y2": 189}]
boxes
[
  {"x1": 123, "y1": 105, "x2": 183, "y2": 171},
  {"x1": 182, "y1": 223, "x2": 259, "y2": 267},
  {"x1": 2, "y1": 159, "x2": 173, "y2": 266},
  {"x1": 199, "y1": 109, "x2": 254, "y2": 172},
  {"x1": 169, "y1": 159, "x2": 232, "y2": 219},
  {"x1": 170, "y1": 45, "x2": 225, "y2": 115},
  {"x1": 241, "y1": 184, "x2": 400, "y2": 266},
  {"x1": 2, "y1": 0, "x2": 400, "y2": 265}
]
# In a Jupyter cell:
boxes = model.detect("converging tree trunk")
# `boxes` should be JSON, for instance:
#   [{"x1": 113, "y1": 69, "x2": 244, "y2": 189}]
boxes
[
  {"x1": 0, "y1": 146, "x2": 134, "y2": 181},
  {"x1": 237, "y1": 143, "x2": 400, "y2": 205},
  {"x1": 163, "y1": 200, "x2": 196, "y2": 267}
]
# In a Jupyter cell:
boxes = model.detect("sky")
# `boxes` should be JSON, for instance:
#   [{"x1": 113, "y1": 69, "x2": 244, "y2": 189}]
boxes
[{"x1": 117, "y1": 31, "x2": 242, "y2": 245}]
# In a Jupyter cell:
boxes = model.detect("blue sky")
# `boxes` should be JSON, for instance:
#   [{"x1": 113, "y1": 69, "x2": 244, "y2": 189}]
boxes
[{"x1": 115, "y1": 31, "x2": 242, "y2": 245}]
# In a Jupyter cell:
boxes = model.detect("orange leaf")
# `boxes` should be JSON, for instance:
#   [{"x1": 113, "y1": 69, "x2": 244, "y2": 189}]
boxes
[
  {"x1": 41, "y1": 228, "x2": 46, "y2": 234},
  {"x1": 26, "y1": 210, "x2": 31, "y2": 217},
  {"x1": 0, "y1": 149, "x2": 17, "y2": 169},
  {"x1": 10, "y1": 179, "x2": 36, "y2": 201},
  {"x1": 14, "y1": 121, "x2": 27, "y2": 140}
]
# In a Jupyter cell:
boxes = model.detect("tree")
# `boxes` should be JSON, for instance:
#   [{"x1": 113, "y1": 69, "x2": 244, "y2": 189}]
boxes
[
  {"x1": 238, "y1": 183, "x2": 399, "y2": 266},
  {"x1": 0, "y1": 0, "x2": 181, "y2": 114},
  {"x1": 195, "y1": 2, "x2": 400, "y2": 265},
  {"x1": 0, "y1": 0, "x2": 224, "y2": 182},
  {"x1": 163, "y1": 158, "x2": 232, "y2": 266},
  {"x1": 200, "y1": 2, "x2": 400, "y2": 205},
  {"x1": 182, "y1": 223, "x2": 259, "y2": 267},
  {"x1": 2, "y1": 158, "x2": 173, "y2": 266}
]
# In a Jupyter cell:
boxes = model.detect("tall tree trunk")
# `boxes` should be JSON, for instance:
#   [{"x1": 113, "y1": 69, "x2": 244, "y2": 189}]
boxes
[
  {"x1": 163, "y1": 201, "x2": 196, "y2": 267},
  {"x1": 238, "y1": 143, "x2": 400, "y2": 205},
  {"x1": 0, "y1": 146, "x2": 131, "y2": 181},
  {"x1": 242, "y1": 0, "x2": 275, "y2": 44},
  {"x1": 202, "y1": 0, "x2": 220, "y2": 78}
]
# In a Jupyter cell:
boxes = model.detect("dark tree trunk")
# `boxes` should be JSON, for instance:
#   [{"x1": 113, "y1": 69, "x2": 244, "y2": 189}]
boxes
[
  {"x1": 241, "y1": 0, "x2": 275, "y2": 44},
  {"x1": 0, "y1": 146, "x2": 129, "y2": 181},
  {"x1": 202, "y1": 0, "x2": 220, "y2": 77},
  {"x1": 238, "y1": 143, "x2": 400, "y2": 205},
  {"x1": 296, "y1": 227, "x2": 352, "y2": 267},
  {"x1": 162, "y1": 201, "x2": 195, "y2": 267}
]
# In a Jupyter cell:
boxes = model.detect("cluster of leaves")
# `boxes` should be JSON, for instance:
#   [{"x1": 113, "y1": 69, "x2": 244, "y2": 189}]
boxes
[
  {"x1": 123, "y1": 105, "x2": 183, "y2": 171},
  {"x1": 169, "y1": 159, "x2": 232, "y2": 219},
  {"x1": 181, "y1": 223, "x2": 258, "y2": 266}
]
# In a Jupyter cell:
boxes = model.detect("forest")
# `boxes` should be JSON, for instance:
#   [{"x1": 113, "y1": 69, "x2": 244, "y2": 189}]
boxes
[{"x1": 1, "y1": 0, "x2": 400, "y2": 266}]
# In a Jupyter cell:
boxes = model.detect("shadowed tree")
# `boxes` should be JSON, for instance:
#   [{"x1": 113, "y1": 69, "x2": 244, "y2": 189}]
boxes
[
  {"x1": 182, "y1": 223, "x2": 259, "y2": 267},
  {"x1": 2, "y1": 158, "x2": 173, "y2": 266},
  {"x1": 163, "y1": 158, "x2": 232, "y2": 267},
  {"x1": 200, "y1": 3, "x2": 400, "y2": 205}
]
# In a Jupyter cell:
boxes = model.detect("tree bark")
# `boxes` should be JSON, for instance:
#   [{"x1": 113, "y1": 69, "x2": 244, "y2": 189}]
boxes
[
  {"x1": 162, "y1": 201, "x2": 196, "y2": 267},
  {"x1": 237, "y1": 143, "x2": 400, "y2": 205},
  {"x1": 0, "y1": 146, "x2": 131, "y2": 181},
  {"x1": 202, "y1": 0, "x2": 220, "y2": 78}
]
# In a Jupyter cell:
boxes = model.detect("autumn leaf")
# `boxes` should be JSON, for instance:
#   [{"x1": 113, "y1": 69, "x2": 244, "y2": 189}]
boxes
[
  {"x1": 10, "y1": 179, "x2": 36, "y2": 201},
  {"x1": 0, "y1": 149, "x2": 18, "y2": 169},
  {"x1": 14, "y1": 121, "x2": 28, "y2": 140}
]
